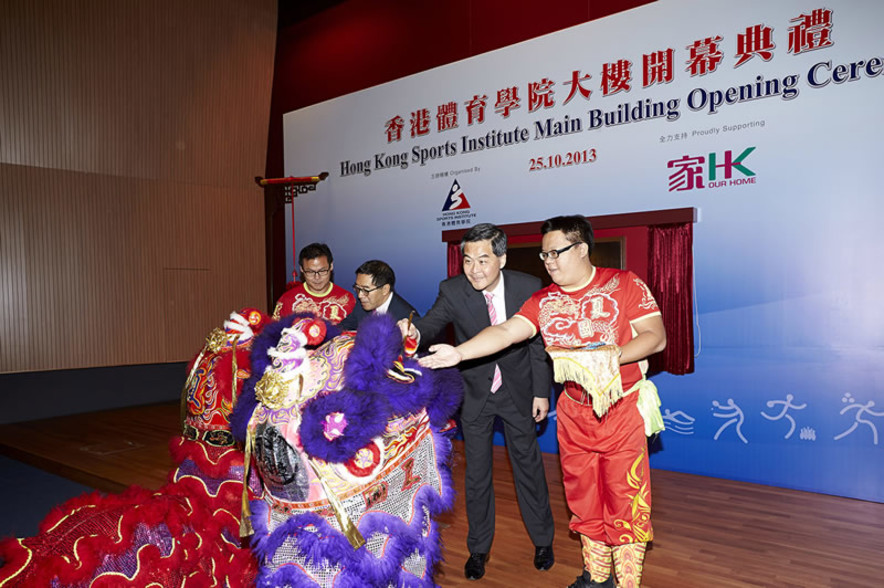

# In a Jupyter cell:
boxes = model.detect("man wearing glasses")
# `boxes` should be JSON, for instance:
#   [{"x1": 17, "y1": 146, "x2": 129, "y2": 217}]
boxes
[
  {"x1": 417, "y1": 215, "x2": 666, "y2": 588},
  {"x1": 338, "y1": 259, "x2": 418, "y2": 331},
  {"x1": 272, "y1": 242, "x2": 355, "y2": 324},
  {"x1": 400, "y1": 223, "x2": 555, "y2": 581}
]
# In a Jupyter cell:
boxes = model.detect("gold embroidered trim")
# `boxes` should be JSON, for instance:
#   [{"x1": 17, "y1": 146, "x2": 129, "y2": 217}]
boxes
[
  {"x1": 255, "y1": 371, "x2": 297, "y2": 410},
  {"x1": 548, "y1": 344, "x2": 623, "y2": 417},
  {"x1": 308, "y1": 457, "x2": 366, "y2": 550}
]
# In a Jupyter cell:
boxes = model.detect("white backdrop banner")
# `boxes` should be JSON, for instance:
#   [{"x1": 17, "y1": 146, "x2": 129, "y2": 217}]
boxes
[{"x1": 284, "y1": 0, "x2": 884, "y2": 502}]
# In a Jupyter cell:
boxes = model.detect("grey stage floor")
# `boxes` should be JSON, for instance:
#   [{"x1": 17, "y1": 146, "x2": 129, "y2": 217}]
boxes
[{"x1": 0, "y1": 454, "x2": 94, "y2": 540}]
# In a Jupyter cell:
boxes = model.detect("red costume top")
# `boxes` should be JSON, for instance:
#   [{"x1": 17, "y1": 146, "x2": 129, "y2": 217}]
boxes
[
  {"x1": 272, "y1": 282, "x2": 356, "y2": 324},
  {"x1": 515, "y1": 266, "x2": 660, "y2": 391}
]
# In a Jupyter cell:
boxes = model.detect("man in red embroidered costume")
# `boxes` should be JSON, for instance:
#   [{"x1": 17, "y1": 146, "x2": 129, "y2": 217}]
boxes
[
  {"x1": 418, "y1": 215, "x2": 666, "y2": 588},
  {"x1": 273, "y1": 242, "x2": 356, "y2": 324}
]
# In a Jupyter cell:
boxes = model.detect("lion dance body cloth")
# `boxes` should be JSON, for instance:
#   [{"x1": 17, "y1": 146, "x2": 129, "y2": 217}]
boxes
[
  {"x1": 0, "y1": 309, "x2": 268, "y2": 588},
  {"x1": 233, "y1": 313, "x2": 463, "y2": 588}
]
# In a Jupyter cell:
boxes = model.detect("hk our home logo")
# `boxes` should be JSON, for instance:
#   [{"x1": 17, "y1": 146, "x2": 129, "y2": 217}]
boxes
[{"x1": 667, "y1": 147, "x2": 756, "y2": 192}]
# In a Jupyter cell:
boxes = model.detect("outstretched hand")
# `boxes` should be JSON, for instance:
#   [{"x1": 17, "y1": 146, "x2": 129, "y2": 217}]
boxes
[{"x1": 417, "y1": 344, "x2": 462, "y2": 369}]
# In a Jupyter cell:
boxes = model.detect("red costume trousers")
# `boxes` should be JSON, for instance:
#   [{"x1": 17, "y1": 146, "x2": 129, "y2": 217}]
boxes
[{"x1": 557, "y1": 390, "x2": 653, "y2": 545}]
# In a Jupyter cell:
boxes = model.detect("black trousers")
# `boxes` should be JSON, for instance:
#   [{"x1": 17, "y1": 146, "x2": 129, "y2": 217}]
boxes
[{"x1": 460, "y1": 385, "x2": 555, "y2": 553}]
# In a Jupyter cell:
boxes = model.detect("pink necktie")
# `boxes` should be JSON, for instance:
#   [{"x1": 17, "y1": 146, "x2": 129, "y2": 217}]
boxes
[{"x1": 484, "y1": 292, "x2": 502, "y2": 393}]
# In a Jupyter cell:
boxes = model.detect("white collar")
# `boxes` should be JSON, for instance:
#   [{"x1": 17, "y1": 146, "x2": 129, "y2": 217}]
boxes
[
  {"x1": 374, "y1": 291, "x2": 394, "y2": 314},
  {"x1": 483, "y1": 271, "x2": 505, "y2": 300}
]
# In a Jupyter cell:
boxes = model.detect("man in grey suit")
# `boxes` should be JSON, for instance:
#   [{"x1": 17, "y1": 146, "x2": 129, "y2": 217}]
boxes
[
  {"x1": 339, "y1": 259, "x2": 418, "y2": 330},
  {"x1": 400, "y1": 223, "x2": 555, "y2": 580}
]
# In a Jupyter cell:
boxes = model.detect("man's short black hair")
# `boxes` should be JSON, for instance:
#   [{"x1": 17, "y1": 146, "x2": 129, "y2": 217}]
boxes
[
  {"x1": 461, "y1": 223, "x2": 507, "y2": 257},
  {"x1": 540, "y1": 215, "x2": 594, "y2": 255},
  {"x1": 356, "y1": 259, "x2": 395, "y2": 289},
  {"x1": 299, "y1": 242, "x2": 333, "y2": 266}
]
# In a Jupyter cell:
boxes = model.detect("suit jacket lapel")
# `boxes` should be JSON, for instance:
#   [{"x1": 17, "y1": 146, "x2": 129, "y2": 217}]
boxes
[
  {"x1": 389, "y1": 293, "x2": 401, "y2": 318},
  {"x1": 390, "y1": 293, "x2": 411, "y2": 321},
  {"x1": 461, "y1": 277, "x2": 492, "y2": 329}
]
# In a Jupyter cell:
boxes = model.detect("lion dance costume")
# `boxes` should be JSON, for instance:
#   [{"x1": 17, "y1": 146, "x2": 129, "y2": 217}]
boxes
[
  {"x1": 232, "y1": 312, "x2": 462, "y2": 587},
  {"x1": 0, "y1": 310, "x2": 462, "y2": 588},
  {"x1": 0, "y1": 308, "x2": 268, "y2": 587}
]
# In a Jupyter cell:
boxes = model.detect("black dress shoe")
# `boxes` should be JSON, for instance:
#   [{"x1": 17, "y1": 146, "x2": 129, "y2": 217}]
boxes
[
  {"x1": 567, "y1": 569, "x2": 616, "y2": 588},
  {"x1": 464, "y1": 552, "x2": 488, "y2": 580},
  {"x1": 534, "y1": 544, "x2": 555, "y2": 571}
]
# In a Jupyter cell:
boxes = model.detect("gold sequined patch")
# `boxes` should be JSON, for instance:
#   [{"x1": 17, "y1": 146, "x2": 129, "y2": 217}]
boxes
[{"x1": 255, "y1": 371, "x2": 291, "y2": 410}]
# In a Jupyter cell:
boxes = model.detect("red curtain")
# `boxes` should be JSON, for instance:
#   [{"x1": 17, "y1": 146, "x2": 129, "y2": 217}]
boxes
[
  {"x1": 647, "y1": 222, "x2": 694, "y2": 375},
  {"x1": 447, "y1": 242, "x2": 463, "y2": 278}
]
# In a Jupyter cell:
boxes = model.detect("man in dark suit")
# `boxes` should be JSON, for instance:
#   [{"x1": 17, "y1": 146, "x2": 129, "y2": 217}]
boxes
[
  {"x1": 400, "y1": 223, "x2": 554, "y2": 580},
  {"x1": 339, "y1": 260, "x2": 418, "y2": 330}
]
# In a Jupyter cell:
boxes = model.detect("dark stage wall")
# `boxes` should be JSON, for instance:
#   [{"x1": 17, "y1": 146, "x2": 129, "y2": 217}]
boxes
[{"x1": 0, "y1": 363, "x2": 186, "y2": 424}]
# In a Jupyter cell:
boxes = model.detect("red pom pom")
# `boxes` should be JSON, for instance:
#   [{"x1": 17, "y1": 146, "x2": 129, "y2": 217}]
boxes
[
  {"x1": 239, "y1": 307, "x2": 270, "y2": 333},
  {"x1": 303, "y1": 319, "x2": 326, "y2": 346}
]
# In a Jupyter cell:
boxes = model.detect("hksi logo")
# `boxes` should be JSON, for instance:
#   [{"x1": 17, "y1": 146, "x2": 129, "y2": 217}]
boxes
[
  {"x1": 437, "y1": 178, "x2": 477, "y2": 227},
  {"x1": 442, "y1": 179, "x2": 471, "y2": 211},
  {"x1": 668, "y1": 147, "x2": 756, "y2": 192}
]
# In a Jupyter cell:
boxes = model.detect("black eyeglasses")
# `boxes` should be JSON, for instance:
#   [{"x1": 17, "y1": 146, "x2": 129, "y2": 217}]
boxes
[
  {"x1": 353, "y1": 284, "x2": 383, "y2": 295},
  {"x1": 302, "y1": 268, "x2": 330, "y2": 277},
  {"x1": 538, "y1": 242, "x2": 582, "y2": 261}
]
